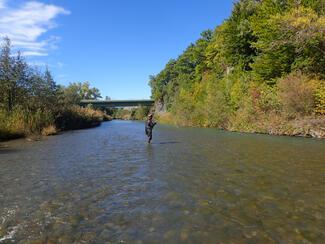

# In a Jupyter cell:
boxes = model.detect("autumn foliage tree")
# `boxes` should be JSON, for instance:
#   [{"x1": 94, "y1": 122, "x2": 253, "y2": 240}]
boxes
[{"x1": 149, "y1": 0, "x2": 325, "y2": 136}]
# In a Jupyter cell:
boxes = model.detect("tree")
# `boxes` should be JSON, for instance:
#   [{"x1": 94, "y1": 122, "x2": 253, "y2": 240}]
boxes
[
  {"x1": 12, "y1": 52, "x2": 30, "y2": 109},
  {"x1": 148, "y1": 0, "x2": 325, "y2": 131},
  {"x1": 42, "y1": 67, "x2": 59, "y2": 111},
  {"x1": 251, "y1": 5, "x2": 325, "y2": 80},
  {"x1": 205, "y1": 0, "x2": 258, "y2": 72},
  {"x1": 0, "y1": 37, "x2": 61, "y2": 113},
  {"x1": 0, "y1": 37, "x2": 14, "y2": 111},
  {"x1": 59, "y1": 81, "x2": 102, "y2": 105},
  {"x1": 79, "y1": 81, "x2": 100, "y2": 100}
]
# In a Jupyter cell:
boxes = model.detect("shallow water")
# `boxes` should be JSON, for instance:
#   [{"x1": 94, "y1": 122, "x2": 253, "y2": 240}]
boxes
[{"x1": 0, "y1": 120, "x2": 324, "y2": 243}]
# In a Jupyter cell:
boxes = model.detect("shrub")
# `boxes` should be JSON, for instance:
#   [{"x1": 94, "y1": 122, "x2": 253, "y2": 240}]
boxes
[
  {"x1": 256, "y1": 83, "x2": 281, "y2": 113},
  {"x1": 229, "y1": 90, "x2": 256, "y2": 132},
  {"x1": 113, "y1": 107, "x2": 150, "y2": 120},
  {"x1": 24, "y1": 109, "x2": 54, "y2": 135},
  {"x1": 278, "y1": 72, "x2": 319, "y2": 116},
  {"x1": 0, "y1": 109, "x2": 24, "y2": 140},
  {"x1": 0, "y1": 108, "x2": 55, "y2": 140},
  {"x1": 229, "y1": 79, "x2": 246, "y2": 111},
  {"x1": 156, "y1": 112, "x2": 175, "y2": 124},
  {"x1": 315, "y1": 83, "x2": 325, "y2": 115},
  {"x1": 41, "y1": 125, "x2": 58, "y2": 136},
  {"x1": 133, "y1": 106, "x2": 151, "y2": 120},
  {"x1": 172, "y1": 88, "x2": 196, "y2": 126},
  {"x1": 55, "y1": 106, "x2": 104, "y2": 130},
  {"x1": 204, "y1": 78, "x2": 231, "y2": 128}
]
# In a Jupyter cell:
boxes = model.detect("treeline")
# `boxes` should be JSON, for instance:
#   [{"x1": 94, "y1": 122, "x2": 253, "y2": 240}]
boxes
[
  {"x1": 113, "y1": 106, "x2": 151, "y2": 120},
  {"x1": 149, "y1": 0, "x2": 325, "y2": 137},
  {"x1": 0, "y1": 38, "x2": 110, "y2": 141}
]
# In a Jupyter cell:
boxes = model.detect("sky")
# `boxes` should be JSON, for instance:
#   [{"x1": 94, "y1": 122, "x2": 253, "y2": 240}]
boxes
[{"x1": 0, "y1": 0, "x2": 234, "y2": 99}]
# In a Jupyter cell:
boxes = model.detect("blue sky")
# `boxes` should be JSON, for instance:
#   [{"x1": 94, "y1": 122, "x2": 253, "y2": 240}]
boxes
[{"x1": 0, "y1": 0, "x2": 234, "y2": 99}]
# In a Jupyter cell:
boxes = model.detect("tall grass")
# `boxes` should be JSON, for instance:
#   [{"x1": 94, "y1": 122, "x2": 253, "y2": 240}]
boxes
[
  {"x1": 0, "y1": 106, "x2": 112, "y2": 141},
  {"x1": 0, "y1": 108, "x2": 54, "y2": 140},
  {"x1": 55, "y1": 106, "x2": 108, "y2": 130}
]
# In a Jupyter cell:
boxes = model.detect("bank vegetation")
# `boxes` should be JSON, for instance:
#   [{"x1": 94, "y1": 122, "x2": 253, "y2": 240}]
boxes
[
  {"x1": 0, "y1": 38, "x2": 111, "y2": 141},
  {"x1": 112, "y1": 106, "x2": 151, "y2": 121},
  {"x1": 149, "y1": 0, "x2": 325, "y2": 138}
]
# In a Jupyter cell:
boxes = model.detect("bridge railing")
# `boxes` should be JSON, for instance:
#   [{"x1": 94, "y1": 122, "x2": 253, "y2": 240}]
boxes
[{"x1": 80, "y1": 99, "x2": 155, "y2": 108}]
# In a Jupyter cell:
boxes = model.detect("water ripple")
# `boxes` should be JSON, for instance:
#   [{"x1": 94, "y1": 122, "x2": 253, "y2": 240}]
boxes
[{"x1": 0, "y1": 120, "x2": 324, "y2": 242}]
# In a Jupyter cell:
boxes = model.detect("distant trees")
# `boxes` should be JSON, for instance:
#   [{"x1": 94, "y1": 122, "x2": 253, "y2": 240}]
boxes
[
  {"x1": 58, "y1": 81, "x2": 101, "y2": 105},
  {"x1": 113, "y1": 106, "x2": 150, "y2": 121}
]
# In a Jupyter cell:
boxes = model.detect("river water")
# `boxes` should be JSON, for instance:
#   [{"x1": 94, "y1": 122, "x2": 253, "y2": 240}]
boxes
[{"x1": 0, "y1": 120, "x2": 324, "y2": 243}]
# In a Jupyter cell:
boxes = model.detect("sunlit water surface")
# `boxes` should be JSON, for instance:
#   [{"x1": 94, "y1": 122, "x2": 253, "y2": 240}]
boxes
[{"x1": 0, "y1": 120, "x2": 324, "y2": 243}]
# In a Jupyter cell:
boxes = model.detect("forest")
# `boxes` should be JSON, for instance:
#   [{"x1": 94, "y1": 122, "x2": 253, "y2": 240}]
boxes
[
  {"x1": 0, "y1": 38, "x2": 110, "y2": 141},
  {"x1": 149, "y1": 0, "x2": 325, "y2": 137}
]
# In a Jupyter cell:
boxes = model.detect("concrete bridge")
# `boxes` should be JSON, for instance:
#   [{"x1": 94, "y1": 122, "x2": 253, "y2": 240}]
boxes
[{"x1": 80, "y1": 99, "x2": 154, "y2": 108}]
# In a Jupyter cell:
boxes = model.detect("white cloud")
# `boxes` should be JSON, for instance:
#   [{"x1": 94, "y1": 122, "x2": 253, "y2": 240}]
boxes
[
  {"x1": 0, "y1": 1, "x2": 70, "y2": 56},
  {"x1": 27, "y1": 60, "x2": 66, "y2": 69},
  {"x1": 0, "y1": 0, "x2": 6, "y2": 9},
  {"x1": 23, "y1": 51, "x2": 48, "y2": 56}
]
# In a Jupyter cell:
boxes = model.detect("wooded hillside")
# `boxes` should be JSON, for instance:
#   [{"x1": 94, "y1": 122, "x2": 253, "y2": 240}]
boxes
[{"x1": 149, "y1": 0, "x2": 325, "y2": 137}]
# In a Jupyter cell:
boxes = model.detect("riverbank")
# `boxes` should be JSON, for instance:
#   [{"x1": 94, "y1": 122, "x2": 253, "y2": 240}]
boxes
[
  {"x1": 112, "y1": 106, "x2": 151, "y2": 121},
  {"x1": 148, "y1": 1, "x2": 325, "y2": 140},
  {"x1": 0, "y1": 38, "x2": 113, "y2": 143},
  {"x1": 0, "y1": 107, "x2": 112, "y2": 142},
  {"x1": 155, "y1": 111, "x2": 325, "y2": 139}
]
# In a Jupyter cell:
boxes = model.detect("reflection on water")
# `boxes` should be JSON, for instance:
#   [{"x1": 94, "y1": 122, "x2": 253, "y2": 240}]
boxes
[{"x1": 0, "y1": 120, "x2": 324, "y2": 243}]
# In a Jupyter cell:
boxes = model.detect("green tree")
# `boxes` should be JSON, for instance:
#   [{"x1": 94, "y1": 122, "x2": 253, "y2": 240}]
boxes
[
  {"x1": 149, "y1": 0, "x2": 325, "y2": 133},
  {"x1": 251, "y1": 4, "x2": 325, "y2": 81},
  {"x1": 0, "y1": 37, "x2": 15, "y2": 111},
  {"x1": 59, "y1": 81, "x2": 102, "y2": 106}
]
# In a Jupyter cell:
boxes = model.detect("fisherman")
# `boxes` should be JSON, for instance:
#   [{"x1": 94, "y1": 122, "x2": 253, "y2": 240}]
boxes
[{"x1": 145, "y1": 114, "x2": 157, "y2": 143}]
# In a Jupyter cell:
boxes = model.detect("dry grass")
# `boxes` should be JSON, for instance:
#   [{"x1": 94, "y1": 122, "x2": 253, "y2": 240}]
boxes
[
  {"x1": 1, "y1": 106, "x2": 112, "y2": 141},
  {"x1": 55, "y1": 106, "x2": 111, "y2": 131},
  {"x1": 41, "y1": 125, "x2": 58, "y2": 136},
  {"x1": 278, "y1": 73, "x2": 321, "y2": 116},
  {"x1": 156, "y1": 112, "x2": 176, "y2": 125}
]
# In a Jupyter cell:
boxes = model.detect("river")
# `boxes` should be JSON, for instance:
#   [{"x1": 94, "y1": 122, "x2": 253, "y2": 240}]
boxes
[{"x1": 0, "y1": 120, "x2": 324, "y2": 243}]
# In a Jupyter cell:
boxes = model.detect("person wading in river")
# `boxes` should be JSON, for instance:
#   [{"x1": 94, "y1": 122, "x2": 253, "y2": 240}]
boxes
[{"x1": 145, "y1": 114, "x2": 157, "y2": 143}]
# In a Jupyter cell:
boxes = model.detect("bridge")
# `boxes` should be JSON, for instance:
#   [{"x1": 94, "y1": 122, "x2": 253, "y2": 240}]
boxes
[{"x1": 80, "y1": 99, "x2": 155, "y2": 108}]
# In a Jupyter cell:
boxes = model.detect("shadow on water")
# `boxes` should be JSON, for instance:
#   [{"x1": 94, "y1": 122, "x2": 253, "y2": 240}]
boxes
[
  {"x1": 152, "y1": 141, "x2": 180, "y2": 145},
  {"x1": 0, "y1": 145, "x2": 20, "y2": 154}
]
